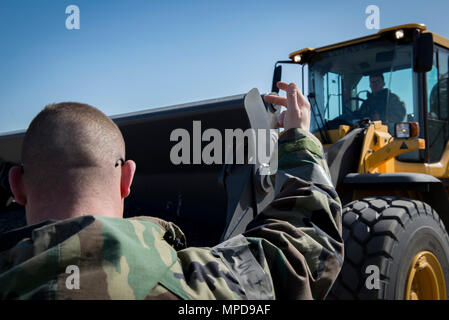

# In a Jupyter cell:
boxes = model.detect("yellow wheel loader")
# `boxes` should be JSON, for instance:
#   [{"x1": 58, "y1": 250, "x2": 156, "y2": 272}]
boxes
[{"x1": 272, "y1": 23, "x2": 449, "y2": 299}]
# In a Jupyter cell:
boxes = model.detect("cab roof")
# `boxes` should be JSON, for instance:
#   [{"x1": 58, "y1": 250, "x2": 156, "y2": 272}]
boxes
[{"x1": 289, "y1": 23, "x2": 449, "y2": 62}]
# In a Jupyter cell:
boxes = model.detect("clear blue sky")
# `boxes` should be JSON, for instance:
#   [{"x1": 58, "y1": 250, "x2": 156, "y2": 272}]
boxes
[{"x1": 1, "y1": 0, "x2": 449, "y2": 133}]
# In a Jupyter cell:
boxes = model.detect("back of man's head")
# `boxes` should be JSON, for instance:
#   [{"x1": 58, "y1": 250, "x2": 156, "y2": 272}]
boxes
[
  {"x1": 22, "y1": 102, "x2": 125, "y2": 177},
  {"x1": 10, "y1": 102, "x2": 136, "y2": 225}
]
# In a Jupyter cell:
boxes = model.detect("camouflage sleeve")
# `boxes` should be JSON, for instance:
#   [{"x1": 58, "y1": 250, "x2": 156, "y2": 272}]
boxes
[
  {"x1": 242, "y1": 128, "x2": 344, "y2": 299},
  {"x1": 173, "y1": 128, "x2": 343, "y2": 300}
]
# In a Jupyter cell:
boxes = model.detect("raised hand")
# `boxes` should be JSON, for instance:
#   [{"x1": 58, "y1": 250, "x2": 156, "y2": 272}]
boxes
[{"x1": 264, "y1": 81, "x2": 311, "y2": 131}]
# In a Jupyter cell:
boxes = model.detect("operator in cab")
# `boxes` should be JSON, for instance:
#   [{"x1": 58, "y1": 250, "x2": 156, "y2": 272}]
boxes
[{"x1": 355, "y1": 73, "x2": 407, "y2": 124}]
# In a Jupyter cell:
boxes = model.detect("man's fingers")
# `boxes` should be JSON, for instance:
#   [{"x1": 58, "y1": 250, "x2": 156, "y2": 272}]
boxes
[
  {"x1": 264, "y1": 94, "x2": 287, "y2": 106},
  {"x1": 276, "y1": 81, "x2": 290, "y2": 92},
  {"x1": 275, "y1": 110, "x2": 287, "y2": 128},
  {"x1": 286, "y1": 82, "x2": 300, "y2": 112},
  {"x1": 266, "y1": 81, "x2": 310, "y2": 131},
  {"x1": 274, "y1": 82, "x2": 308, "y2": 109},
  {"x1": 294, "y1": 85, "x2": 309, "y2": 107}
]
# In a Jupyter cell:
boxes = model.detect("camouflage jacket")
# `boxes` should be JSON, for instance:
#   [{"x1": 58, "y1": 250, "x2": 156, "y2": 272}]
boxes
[{"x1": 0, "y1": 128, "x2": 343, "y2": 300}]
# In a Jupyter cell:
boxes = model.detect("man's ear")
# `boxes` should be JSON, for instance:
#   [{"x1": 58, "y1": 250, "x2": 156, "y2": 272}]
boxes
[
  {"x1": 120, "y1": 160, "x2": 136, "y2": 198},
  {"x1": 9, "y1": 166, "x2": 27, "y2": 205}
]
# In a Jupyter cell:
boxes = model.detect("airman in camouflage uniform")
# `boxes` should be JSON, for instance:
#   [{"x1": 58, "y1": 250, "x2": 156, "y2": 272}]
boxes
[{"x1": 0, "y1": 82, "x2": 343, "y2": 299}]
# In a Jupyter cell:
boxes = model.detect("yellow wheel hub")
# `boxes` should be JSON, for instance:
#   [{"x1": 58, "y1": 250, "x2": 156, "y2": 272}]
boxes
[{"x1": 405, "y1": 251, "x2": 446, "y2": 300}]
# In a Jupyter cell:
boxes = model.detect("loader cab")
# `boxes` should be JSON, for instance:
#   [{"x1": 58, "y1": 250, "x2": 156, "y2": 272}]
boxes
[
  {"x1": 307, "y1": 39, "x2": 414, "y2": 135},
  {"x1": 275, "y1": 24, "x2": 449, "y2": 165}
]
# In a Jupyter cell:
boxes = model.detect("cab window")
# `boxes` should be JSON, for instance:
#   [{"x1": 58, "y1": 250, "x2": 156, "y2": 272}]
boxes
[{"x1": 427, "y1": 47, "x2": 449, "y2": 163}]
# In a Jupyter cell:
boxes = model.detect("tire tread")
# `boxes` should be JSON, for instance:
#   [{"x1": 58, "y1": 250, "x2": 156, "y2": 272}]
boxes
[{"x1": 327, "y1": 196, "x2": 449, "y2": 300}]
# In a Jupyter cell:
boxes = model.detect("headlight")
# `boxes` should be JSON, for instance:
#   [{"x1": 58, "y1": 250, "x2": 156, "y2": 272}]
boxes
[
  {"x1": 293, "y1": 54, "x2": 302, "y2": 63},
  {"x1": 395, "y1": 29, "x2": 405, "y2": 40}
]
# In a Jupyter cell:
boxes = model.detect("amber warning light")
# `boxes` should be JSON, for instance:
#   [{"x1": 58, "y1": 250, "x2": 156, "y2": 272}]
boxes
[{"x1": 395, "y1": 122, "x2": 420, "y2": 139}]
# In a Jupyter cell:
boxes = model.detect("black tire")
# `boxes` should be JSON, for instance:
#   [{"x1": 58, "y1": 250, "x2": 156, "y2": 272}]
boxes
[{"x1": 327, "y1": 196, "x2": 449, "y2": 300}]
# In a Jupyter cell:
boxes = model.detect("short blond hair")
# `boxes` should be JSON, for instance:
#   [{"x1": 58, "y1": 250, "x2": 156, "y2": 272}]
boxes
[{"x1": 22, "y1": 102, "x2": 125, "y2": 189}]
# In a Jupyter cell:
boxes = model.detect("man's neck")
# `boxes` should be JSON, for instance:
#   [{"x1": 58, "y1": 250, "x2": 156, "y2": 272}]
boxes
[{"x1": 25, "y1": 198, "x2": 123, "y2": 225}]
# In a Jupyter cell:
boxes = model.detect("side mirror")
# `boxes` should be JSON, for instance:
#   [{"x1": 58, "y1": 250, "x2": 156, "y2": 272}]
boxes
[
  {"x1": 414, "y1": 32, "x2": 434, "y2": 73},
  {"x1": 271, "y1": 65, "x2": 282, "y2": 93}
]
